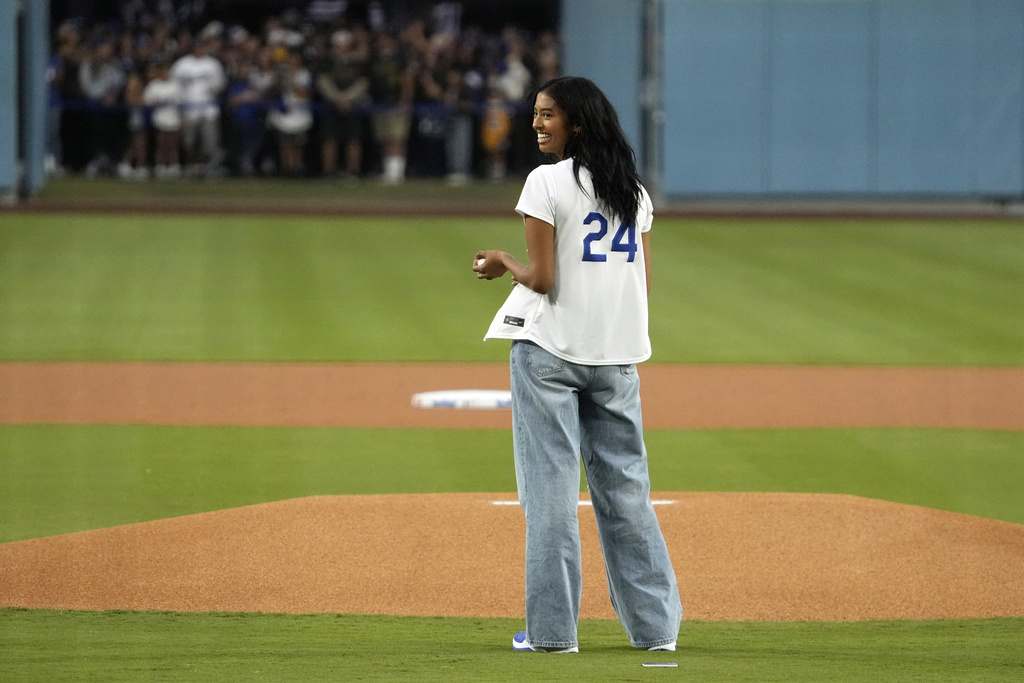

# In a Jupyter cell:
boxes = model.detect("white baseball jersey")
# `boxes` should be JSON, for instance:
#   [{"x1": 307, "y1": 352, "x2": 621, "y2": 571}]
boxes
[
  {"x1": 142, "y1": 78, "x2": 182, "y2": 131},
  {"x1": 170, "y1": 54, "x2": 225, "y2": 121},
  {"x1": 484, "y1": 159, "x2": 654, "y2": 365}
]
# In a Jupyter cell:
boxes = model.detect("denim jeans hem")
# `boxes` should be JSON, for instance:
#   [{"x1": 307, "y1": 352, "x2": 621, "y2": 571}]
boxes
[
  {"x1": 632, "y1": 636, "x2": 679, "y2": 650},
  {"x1": 528, "y1": 638, "x2": 578, "y2": 649}
]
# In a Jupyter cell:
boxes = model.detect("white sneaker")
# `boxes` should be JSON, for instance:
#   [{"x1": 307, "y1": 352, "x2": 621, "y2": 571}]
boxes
[
  {"x1": 648, "y1": 641, "x2": 677, "y2": 652},
  {"x1": 512, "y1": 631, "x2": 578, "y2": 653}
]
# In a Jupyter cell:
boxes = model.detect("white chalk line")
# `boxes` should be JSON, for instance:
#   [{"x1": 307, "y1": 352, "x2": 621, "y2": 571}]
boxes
[{"x1": 491, "y1": 500, "x2": 675, "y2": 506}]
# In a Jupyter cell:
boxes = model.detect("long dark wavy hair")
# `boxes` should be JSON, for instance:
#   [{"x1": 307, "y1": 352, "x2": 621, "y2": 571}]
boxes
[{"x1": 534, "y1": 76, "x2": 643, "y2": 227}]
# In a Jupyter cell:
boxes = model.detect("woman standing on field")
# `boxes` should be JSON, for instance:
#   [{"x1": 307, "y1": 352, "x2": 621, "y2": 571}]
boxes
[{"x1": 473, "y1": 76, "x2": 682, "y2": 654}]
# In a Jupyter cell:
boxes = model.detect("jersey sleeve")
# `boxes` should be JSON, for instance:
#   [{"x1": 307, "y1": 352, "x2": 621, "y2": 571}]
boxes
[
  {"x1": 515, "y1": 166, "x2": 557, "y2": 225},
  {"x1": 639, "y1": 184, "x2": 654, "y2": 233}
]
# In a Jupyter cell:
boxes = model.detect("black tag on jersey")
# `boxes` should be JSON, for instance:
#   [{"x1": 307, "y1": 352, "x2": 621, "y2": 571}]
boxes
[{"x1": 503, "y1": 315, "x2": 525, "y2": 327}]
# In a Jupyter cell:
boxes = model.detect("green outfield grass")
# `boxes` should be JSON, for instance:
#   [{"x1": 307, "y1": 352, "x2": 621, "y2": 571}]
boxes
[
  {"x1": 1, "y1": 610, "x2": 1021, "y2": 683},
  {"x1": 2, "y1": 425, "x2": 1023, "y2": 542},
  {"x1": 1, "y1": 212, "x2": 1021, "y2": 364},
  {"x1": 2, "y1": 205, "x2": 1023, "y2": 681}
]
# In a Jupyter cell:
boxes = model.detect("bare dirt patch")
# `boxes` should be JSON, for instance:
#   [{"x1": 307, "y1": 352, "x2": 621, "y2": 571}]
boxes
[
  {"x1": 2, "y1": 362, "x2": 1022, "y2": 429},
  {"x1": 2, "y1": 493, "x2": 1023, "y2": 621}
]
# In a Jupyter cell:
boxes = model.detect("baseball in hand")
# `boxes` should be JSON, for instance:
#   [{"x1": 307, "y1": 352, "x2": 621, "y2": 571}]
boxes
[{"x1": 476, "y1": 258, "x2": 486, "y2": 267}]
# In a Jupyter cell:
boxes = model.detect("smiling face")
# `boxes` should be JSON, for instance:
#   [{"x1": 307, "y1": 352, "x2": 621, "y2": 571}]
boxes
[{"x1": 533, "y1": 91, "x2": 577, "y2": 159}]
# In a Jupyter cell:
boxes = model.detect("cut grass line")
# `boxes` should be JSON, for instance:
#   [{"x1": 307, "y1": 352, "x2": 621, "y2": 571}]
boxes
[{"x1": 1, "y1": 610, "x2": 1021, "y2": 683}]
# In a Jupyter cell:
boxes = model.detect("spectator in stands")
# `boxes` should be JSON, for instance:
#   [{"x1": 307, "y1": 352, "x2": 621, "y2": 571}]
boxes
[
  {"x1": 226, "y1": 49, "x2": 276, "y2": 177},
  {"x1": 443, "y1": 35, "x2": 486, "y2": 185},
  {"x1": 116, "y1": 29, "x2": 162, "y2": 179},
  {"x1": 492, "y1": 30, "x2": 537, "y2": 175},
  {"x1": 431, "y1": 2, "x2": 462, "y2": 42},
  {"x1": 78, "y1": 36, "x2": 127, "y2": 177},
  {"x1": 316, "y1": 29, "x2": 370, "y2": 179},
  {"x1": 264, "y1": 15, "x2": 304, "y2": 57},
  {"x1": 535, "y1": 38, "x2": 560, "y2": 86},
  {"x1": 491, "y1": 29, "x2": 533, "y2": 104},
  {"x1": 268, "y1": 49, "x2": 314, "y2": 176},
  {"x1": 134, "y1": 33, "x2": 157, "y2": 76},
  {"x1": 367, "y1": 30, "x2": 414, "y2": 184},
  {"x1": 46, "y1": 22, "x2": 83, "y2": 177},
  {"x1": 149, "y1": 22, "x2": 178, "y2": 63},
  {"x1": 170, "y1": 34, "x2": 226, "y2": 178},
  {"x1": 143, "y1": 58, "x2": 183, "y2": 179},
  {"x1": 115, "y1": 29, "x2": 151, "y2": 78},
  {"x1": 45, "y1": 52, "x2": 64, "y2": 177},
  {"x1": 480, "y1": 85, "x2": 513, "y2": 181},
  {"x1": 118, "y1": 70, "x2": 149, "y2": 179},
  {"x1": 238, "y1": 33, "x2": 264, "y2": 66},
  {"x1": 411, "y1": 38, "x2": 451, "y2": 178},
  {"x1": 175, "y1": 25, "x2": 195, "y2": 61}
]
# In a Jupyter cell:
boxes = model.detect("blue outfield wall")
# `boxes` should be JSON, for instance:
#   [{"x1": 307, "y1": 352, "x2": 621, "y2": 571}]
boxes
[
  {"x1": 0, "y1": 0, "x2": 48, "y2": 199},
  {"x1": 22, "y1": 1, "x2": 48, "y2": 195},
  {"x1": 665, "y1": 0, "x2": 1024, "y2": 197},
  {"x1": 0, "y1": 0, "x2": 16, "y2": 199},
  {"x1": 565, "y1": 0, "x2": 1024, "y2": 198},
  {"x1": 561, "y1": 0, "x2": 646, "y2": 170}
]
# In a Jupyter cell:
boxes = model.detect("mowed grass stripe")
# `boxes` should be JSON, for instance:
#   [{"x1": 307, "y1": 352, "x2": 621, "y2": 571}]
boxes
[
  {"x1": 2, "y1": 424, "x2": 1022, "y2": 542},
  {"x1": 649, "y1": 220, "x2": 1024, "y2": 364},
  {"x1": 1, "y1": 610, "x2": 1021, "y2": 683},
  {"x1": 0, "y1": 215, "x2": 516, "y2": 362},
  {"x1": 1, "y1": 214, "x2": 1021, "y2": 364}
]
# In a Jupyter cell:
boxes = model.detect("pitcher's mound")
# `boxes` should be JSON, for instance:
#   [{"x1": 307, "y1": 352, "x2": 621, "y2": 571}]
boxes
[{"x1": 2, "y1": 492, "x2": 1023, "y2": 621}]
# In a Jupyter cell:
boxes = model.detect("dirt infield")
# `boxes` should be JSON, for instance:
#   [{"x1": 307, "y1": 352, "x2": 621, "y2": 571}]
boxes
[
  {"x1": 2, "y1": 361, "x2": 1023, "y2": 621},
  {"x1": 2, "y1": 362, "x2": 1022, "y2": 429},
  {"x1": 3, "y1": 493, "x2": 1023, "y2": 622}
]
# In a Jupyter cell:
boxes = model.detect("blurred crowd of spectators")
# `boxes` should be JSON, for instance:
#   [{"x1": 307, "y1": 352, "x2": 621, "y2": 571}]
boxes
[{"x1": 48, "y1": 1, "x2": 560, "y2": 183}]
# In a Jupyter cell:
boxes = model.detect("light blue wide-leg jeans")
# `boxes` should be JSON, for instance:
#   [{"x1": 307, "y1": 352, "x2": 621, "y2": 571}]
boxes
[{"x1": 510, "y1": 341, "x2": 682, "y2": 650}]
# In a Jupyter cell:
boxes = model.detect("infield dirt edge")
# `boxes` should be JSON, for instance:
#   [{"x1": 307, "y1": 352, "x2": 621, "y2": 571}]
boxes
[{"x1": 2, "y1": 492, "x2": 1023, "y2": 622}]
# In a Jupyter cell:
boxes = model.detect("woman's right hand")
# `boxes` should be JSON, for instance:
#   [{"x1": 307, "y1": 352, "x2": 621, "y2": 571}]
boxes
[{"x1": 473, "y1": 251, "x2": 508, "y2": 280}]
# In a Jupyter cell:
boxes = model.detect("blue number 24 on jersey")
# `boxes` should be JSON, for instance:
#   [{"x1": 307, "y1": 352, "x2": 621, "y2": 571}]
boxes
[{"x1": 582, "y1": 211, "x2": 637, "y2": 262}]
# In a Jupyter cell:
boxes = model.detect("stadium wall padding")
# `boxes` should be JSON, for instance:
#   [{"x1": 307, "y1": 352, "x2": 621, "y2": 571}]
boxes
[
  {"x1": 0, "y1": 0, "x2": 48, "y2": 199},
  {"x1": 0, "y1": 0, "x2": 16, "y2": 200},
  {"x1": 564, "y1": 0, "x2": 1024, "y2": 198},
  {"x1": 562, "y1": 0, "x2": 646, "y2": 169}
]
